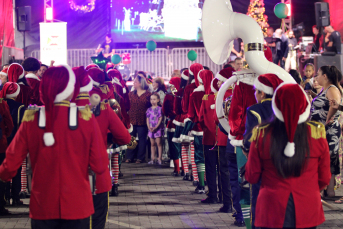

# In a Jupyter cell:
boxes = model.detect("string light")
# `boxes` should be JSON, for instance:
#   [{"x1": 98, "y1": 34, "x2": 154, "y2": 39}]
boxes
[
  {"x1": 69, "y1": 0, "x2": 96, "y2": 13},
  {"x1": 246, "y1": 0, "x2": 269, "y2": 36}
]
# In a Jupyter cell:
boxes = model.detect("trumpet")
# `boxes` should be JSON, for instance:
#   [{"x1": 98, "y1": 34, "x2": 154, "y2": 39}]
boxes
[
  {"x1": 127, "y1": 136, "x2": 138, "y2": 150},
  {"x1": 171, "y1": 87, "x2": 178, "y2": 96}
]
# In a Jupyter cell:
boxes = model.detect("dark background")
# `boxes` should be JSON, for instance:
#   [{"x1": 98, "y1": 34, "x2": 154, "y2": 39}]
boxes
[{"x1": 15, "y1": 0, "x2": 321, "y2": 51}]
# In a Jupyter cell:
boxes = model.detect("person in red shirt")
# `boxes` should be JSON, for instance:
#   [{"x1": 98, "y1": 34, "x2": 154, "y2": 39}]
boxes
[
  {"x1": 246, "y1": 83, "x2": 331, "y2": 228},
  {"x1": 0, "y1": 65, "x2": 109, "y2": 228},
  {"x1": 7, "y1": 63, "x2": 31, "y2": 107},
  {"x1": 22, "y1": 57, "x2": 42, "y2": 106},
  {"x1": 0, "y1": 96, "x2": 14, "y2": 215}
]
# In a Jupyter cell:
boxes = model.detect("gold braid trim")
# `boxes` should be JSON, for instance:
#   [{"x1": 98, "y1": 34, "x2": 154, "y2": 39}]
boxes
[
  {"x1": 100, "y1": 101, "x2": 107, "y2": 110},
  {"x1": 98, "y1": 84, "x2": 109, "y2": 94},
  {"x1": 307, "y1": 121, "x2": 326, "y2": 139},
  {"x1": 0, "y1": 98, "x2": 2, "y2": 103},
  {"x1": 202, "y1": 94, "x2": 209, "y2": 100},
  {"x1": 22, "y1": 110, "x2": 38, "y2": 122},
  {"x1": 249, "y1": 124, "x2": 270, "y2": 143},
  {"x1": 79, "y1": 105, "x2": 92, "y2": 121}
]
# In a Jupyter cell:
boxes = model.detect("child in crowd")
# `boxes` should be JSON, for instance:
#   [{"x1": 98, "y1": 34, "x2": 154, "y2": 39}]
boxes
[
  {"x1": 289, "y1": 69, "x2": 302, "y2": 85},
  {"x1": 301, "y1": 63, "x2": 315, "y2": 90},
  {"x1": 147, "y1": 93, "x2": 164, "y2": 165},
  {"x1": 152, "y1": 77, "x2": 167, "y2": 105}
]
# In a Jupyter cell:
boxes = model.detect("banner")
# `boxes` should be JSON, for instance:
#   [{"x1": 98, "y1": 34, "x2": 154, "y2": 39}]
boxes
[{"x1": 40, "y1": 22, "x2": 67, "y2": 65}]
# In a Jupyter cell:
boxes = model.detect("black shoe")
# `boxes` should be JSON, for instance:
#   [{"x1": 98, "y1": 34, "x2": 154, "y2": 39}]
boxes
[
  {"x1": 219, "y1": 205, "x2": 233, "y2": 213},
  {"x1": 218, "y1": 196, "x2": 223, "y2": 203},
  {"x1": 234, "y1": 220, "x2": 246, "y2": 227},
  {"x1": 111, "y1": 184, "x2": 119, "y2": 196},
  {"x1": 172, "y1": 171, "x2": 180, "y2": 177},
  {"x1": 195, "y1": 185, "x2": 205, "y2": 194},
  {"x1": 181, "y1": 170, "x2": 185, "y2": 176},
  {"x1": 201, "y1": 197, "x2": 218, "y2": 204},
  {"x1": 119, "y1": 172, "x2": 123, "y2": 178},
  {"x1": 12, "y1": 199, "x2": 24, "y2": 206},
  {"x1": 19, "y1": 191, "x2": 27, "y2": 199},
  {"x1": 0, "y1": 207, "x2": 10, "y2": 216},
  {"x1": 183, "y1": 173, "x2": 189, "y2": 180},
  {"x1": 190, "y1": 175, "x2": 194, "y2": 181},
  {"x1": 193, "y1": 181, "x2": 199, "y2": 187}
]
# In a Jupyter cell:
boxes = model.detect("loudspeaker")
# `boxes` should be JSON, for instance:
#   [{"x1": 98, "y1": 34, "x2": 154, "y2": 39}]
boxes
[
  {"x1": 314, "y1": 55, "x2": 343, "y2": 73},
  {"x1": 315, "y1": 2, "x2": 330, "y2": 27},
  {"x1": 17, "y1": 6, "x2": 31, "y2": 31}
]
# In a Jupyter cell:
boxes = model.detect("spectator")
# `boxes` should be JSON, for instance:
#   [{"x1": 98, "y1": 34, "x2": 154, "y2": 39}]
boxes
[
  {"x1": 301, "y1": 63, "x2": 315, "y2": 90},
  {"x1": 311, "y1": 65, "x2": 342, "y2": 198},
  {"x1": 229, "y1": 38, "x2": 242, "y2": 61},
  {"x1": 324, "y1": 25, "x2": 342, "y2": 54},
  {"x1": 147, "y1": 93, "x2": 164, "y2": 165},
  {"x1": 274, "y1": 29, "x2": 289, "y2": 69},
  {"x1": 126, "y1": 72, "x2": 152, "y2": 163},
  {"x1": 289, "y1": 69, "x2": 302, "y2": 85},
  {"x1": 265, "y1": 27, "x2": 276, "y2": 59},
  {"x1": 234, "y1": 57, "x2": 243, "y2": 71},
  {"x1": 1, "y1": 64, "x2": 9, "y2": 71},
  {"x1": 246, "y1": 83, "x2": 331, "y2": 229},
  {"x1": 285, "y1": 30, "x2": 297, "y2": 72},
  {"x1": 312, "y1": 25, "x2": 323, "y2": 53},
  {"x1": 171, "y1": 70, "x2": 181, "y2": 78},
  {"x1": 0, "y1": 68, "x2": 9, "y2": 90},
  {"x1": 152, "y1": 77, "x2": 167, "y2": 105},
  {"x1": 37, "y1": 64, "x2": 48, "y2": 79}
]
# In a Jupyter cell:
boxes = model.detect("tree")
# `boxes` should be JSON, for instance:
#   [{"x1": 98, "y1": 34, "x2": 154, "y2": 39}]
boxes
[{"x1": 247, "y1": 0, "x2": 269, "y2": 37}]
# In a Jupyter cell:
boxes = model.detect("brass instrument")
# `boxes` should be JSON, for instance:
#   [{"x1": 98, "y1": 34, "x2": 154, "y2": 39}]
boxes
[
  {"x1": 127, "y1": 136, "x2": 138, "y2": 150},
  {"x1": 224, "y1": 95, "x2": 233, "y2": 119},
  {"x1": 108, "y1": 98, "x2": 121, "y2": 117}
]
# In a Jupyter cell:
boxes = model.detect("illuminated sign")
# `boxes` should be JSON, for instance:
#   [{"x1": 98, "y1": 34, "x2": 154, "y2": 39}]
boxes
[{"x1": 40, "y1": 22, "x2": 67, "y2": 65}]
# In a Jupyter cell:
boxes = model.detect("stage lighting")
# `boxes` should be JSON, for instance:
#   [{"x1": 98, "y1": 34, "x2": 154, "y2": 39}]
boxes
[
  {"x1": 46, "y1": 7, "x2": 53, "y2": 21},
  {"x1": 286, "y1": 4, "x2": 291, "y2": 17}
]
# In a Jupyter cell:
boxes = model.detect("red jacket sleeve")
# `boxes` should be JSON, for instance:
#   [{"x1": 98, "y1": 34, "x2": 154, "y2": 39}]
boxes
[
  {"x1": 163, "y1": 94, "x2": 176, "y2": 118},
  {"x1": 173, "y1": 89, "x2": 183, "y2": 115},
  {"x1": 245, "y1": 133, "x2": 262, "y2": 184},
  {"x1": 182, "y1": 87, "x2": 191, "y2": 114},
  {"x1": 317, "y1": 137, "x2": 331, "y2": 190},
  {"x1": 1, "y1": 101, "x2": 14, "y2": 137},
  {"x1": 0, "y1": 120, "x2": 29, "y2": 181},
  {"x1": 89, "y1": 116, "x2": 111, "y2": 175},
  {"x1": 106, "y1": 104, "x2": 131, "y2": 145},
  {"x1": 187, "y1": 93, "x2": 197, "y2": 122}
]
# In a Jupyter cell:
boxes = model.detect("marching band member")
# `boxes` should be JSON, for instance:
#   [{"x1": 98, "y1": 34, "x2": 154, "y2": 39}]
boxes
[
  {"x1": 185, "y1": 69, "x2": 208, "y2": 194},
  {"x1": 242, "y1": 74, "x2": 283, "y2": 229},
  {"x1": 0, "y1": 93, "x2": 13, "y2": 215},
  {"x1": 0, "y1": 65, "x2": 109, "y2": 228},
  {"x1": 7, "y1": 63, "x2": 31, "y2": 107},
  {"x1": 162, "y1": 76, "x2": 182, "y2": 175},
  {"x1": 0, "y1": 82, "x2": 26, "y2": 207},
  {"x1": 22, "y1": 57, "x2": 42, "y2": 105}
]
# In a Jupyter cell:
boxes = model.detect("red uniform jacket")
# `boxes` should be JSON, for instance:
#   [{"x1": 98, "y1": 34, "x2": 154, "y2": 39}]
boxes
[
  {"x1": 26, "y1": 73, "x2": 42, "y2": 105},
  {"x1": 214, "y1": 89, "x2": 233, "y2": 146},
  {"x1": 0, "y1": 102, "x2": 109, "y2": 220},
  {"x1": 187, "y1": 85, "x2": 204, "y2": 135},
  {"x1": 228, "y1": 82, "x2": 256, "y2": 145},
  {"x1": 163, "y1": 93, "x2": 176, "y2": 132},
  {"x1": 16, "y1": 84, "x2": 32, "y2": 107},
  {"x1": 0, "y1": 99, "x2": 14, "y2": 153},
  {"x1": 199, "y1": 93, "x2": 216, "y2": 145},
  {"x1": 245, "y1": 122, "x2": 331, "y2": 228},
  {"x1": 182, "y1": 81, "x2": 196, "y2": 115},
  {"x1": 93, "y1": 102, "x2": 131, "y2": 194}
]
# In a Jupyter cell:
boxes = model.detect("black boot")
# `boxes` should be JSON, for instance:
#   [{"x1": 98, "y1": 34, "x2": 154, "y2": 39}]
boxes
[
  {"x1": 193, "y1": 181, "x2": 199, "y2": 187},
  {"x1": 195, "y1": 185, "x2": 205, "y2": 194},
  {"x1": 190, "y1": 175, "x2": 194, "y2": 181},
  {"x1": 219, "y1": 204, "x2": 233, "y2": 213},
  {"x1": 234, "y1": 220, "x2": 246, "y2": 227},
  {"x1": 12, "y1": 199, "x2": 24, "y2": 206},
  {"x1": 183, "y1": 173, "x2": 189, "y2": 181},
  {"x1": 201, "y1": 197, "x2": 218, "y2": 204},
  {"x1": 111, "y1": 184, "x2": 119, "y2": 196},
  {"x1": 180, "y1": 170, "x2": 185, "y2": 176}
]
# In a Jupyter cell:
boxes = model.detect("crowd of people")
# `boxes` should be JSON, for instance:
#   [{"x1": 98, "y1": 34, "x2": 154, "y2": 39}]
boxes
[{"x1": 0, "y1": 42, "x2": 342, "y2": 229}]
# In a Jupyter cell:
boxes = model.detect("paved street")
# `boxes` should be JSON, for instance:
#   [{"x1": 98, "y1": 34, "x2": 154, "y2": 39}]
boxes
[{"x1": 1, "y1": 162, "x2": 343, "y2": 228}]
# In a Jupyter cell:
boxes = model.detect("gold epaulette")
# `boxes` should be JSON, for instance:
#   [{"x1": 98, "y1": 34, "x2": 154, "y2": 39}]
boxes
[
  {"x1": 78, "y1": 105, "x2": 92, "y2": 121},
  {"x1": 249, "y1": 124, "x2": 270, "y2": 143},
  {"x1": 22, "y1": 106, "x2": 39, "y2": 123},
  {"x1": 202, "y1": 94, "x2": 209, "y2": 100},
  {"x1": 307, "y1": 121, "x2": 326, "y2": 139},
  {"x1": 0, "y1": 98, "x2": 2, "y2": 103},
  {"x1": 100, "y1": 101, "x2": 107, "y2": 110}
]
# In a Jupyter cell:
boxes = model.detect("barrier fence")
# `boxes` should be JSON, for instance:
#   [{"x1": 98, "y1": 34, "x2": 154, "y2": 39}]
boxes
[{"x1": 31, "y1": 47, "x2": 224, "y2": 79}]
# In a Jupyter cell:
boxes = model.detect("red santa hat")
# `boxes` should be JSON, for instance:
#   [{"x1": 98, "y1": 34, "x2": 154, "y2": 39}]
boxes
[
  {"x1": 211, "y1": 78, "x2": 219, "y2": 93},
  {"x1": 272, "y1": 83, "x2": 311, "y2": 157},
  {"x1": 169, "y1": 76, "x2": 181, "y2": 91},
  {"x1": 201, "y1": 70, "x2": 214, "y2": 94},
  {"x1": 264, "y1": 46, "x2": 273, "y2": 62},
  {"x1": 88, "y1": 68, "x2": 105, "y2": 86},
  {"x1": 85, "y1": 64, "x2": 100, "y2": 71},
  {"x1": 181, "y1": 69, "x2": 190, "y2": 81},
  {"x1": 254, "y1": 74, "x2": 284, "y2": 95},
  {"x1": 197, "y1": 69, "x2": 205, "y2": 84},
  {"x1": 106, "y1": 63, "x2": 115, "y2": 72},
  {"x1": 73, "y1": 66, "x2": 93, "y2": 92},
  {"x1": 189, "y1": 63, "x2": 203, "y2": 87},
  {"x1": 40, "y1": 65, "x2": 76, "y2": 147},
  {"x1": 215, "y1": 67, "x2": 236, "y2": 82},
  {"x1": 0, "y1": 68, "x2": 8, "y2": 77},
  {"x1": 7, "y1": 63, "x2": 25, "y2": 82},
  {"x1": 0, "y1": 82, "x2": 20, "y2": 99}
]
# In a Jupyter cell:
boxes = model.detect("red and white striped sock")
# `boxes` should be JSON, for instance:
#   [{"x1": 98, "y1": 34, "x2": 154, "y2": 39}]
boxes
[
  {"x1": 21, "y1": 159, "x2": 27, "y2": 192},
  {"x1": 190, "y1": 142, "x2": 199, "y2": 182},
  {"x1": 181, "y1": 143, "x2": 190, "y2": 174},
  {"x1": 111, "y1": 154, "x2": 119, "y2": 185}
]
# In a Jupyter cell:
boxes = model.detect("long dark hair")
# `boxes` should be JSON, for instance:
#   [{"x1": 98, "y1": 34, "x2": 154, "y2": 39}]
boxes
[
  {"x1": 320, "y1": 65, "x2": 343, "y2": 94},
  {"x1": 154, "y1": 77, "x2": 167, "y2": 93},
  {"x1": 187, "y1": 74, "x2": 194, "y2": 85},
  {"x1": 264, "y1": 118, "x2": 310, "y2": 178},
  {"x1": 180, "y1": 68, "x2": 188, "y2": 89}
]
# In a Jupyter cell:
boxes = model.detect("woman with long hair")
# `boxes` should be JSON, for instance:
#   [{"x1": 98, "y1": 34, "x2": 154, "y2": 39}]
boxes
[
  {"x1": 246, "y1": 83, "x2": 331, "y2": 229},
  {"x1": 126, "y1": 71, "x2": 152, "y2": 163},
  {"x1": 311, "y1": 65, "x2": 342, "y2": 197},
  {"x1": 152, "y1": 77, "x2": 167, "y2": 105}
]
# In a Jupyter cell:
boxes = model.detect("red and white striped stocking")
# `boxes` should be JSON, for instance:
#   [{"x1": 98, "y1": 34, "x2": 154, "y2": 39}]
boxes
[
  {"x1": 181, "y1": 143, "x2": 190, "y2": 174},
  {"x1": 111, "y1": 154, "x2": 119, "y2": 185},
  {"x1": 190, "y1": 142, "x2": 198, "y2": 182},
  {"x1": 21, "y1": 159, "x2": 27, "y2": 192}
]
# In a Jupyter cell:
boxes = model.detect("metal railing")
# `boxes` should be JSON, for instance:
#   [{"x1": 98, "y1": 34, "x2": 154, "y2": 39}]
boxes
[{"x1": 31, "y1": 47, "x2": 223, "y2": 78}]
